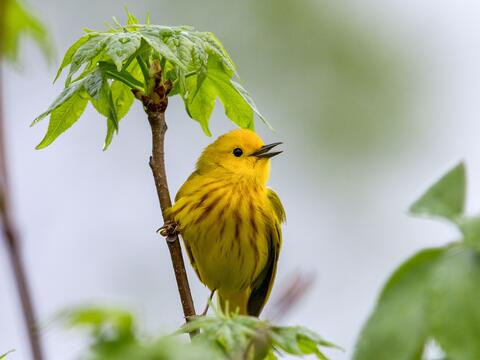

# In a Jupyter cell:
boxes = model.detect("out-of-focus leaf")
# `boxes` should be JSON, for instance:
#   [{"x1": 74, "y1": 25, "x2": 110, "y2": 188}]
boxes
[
  {"x1": 35, "y1": 89, "x2": 89, "y2": 149},
  {"x1": 66, "y1": 307, "x2": 134, "y2": 335},
  {"x1": 0, "y1": 350, "x2": 14, "y2": 359},
  {"x1": 63, "y1": 306, "x2": 219, "y2": 360},
  {"x1": 353, "y1": 248, "x2": 445, "y2": 360},
  {"x1": 2, "y1": 0, "x2": 52, "y2": 62},
  {"x1": 456, "y1": 215, "x2": 480, "y2": 252},
  {"x1": 409, "y1": 162, "x2": 466, "y2": 221},
  {"x1": 428, "y1": 247, "x2": 480, "y2": 360}
]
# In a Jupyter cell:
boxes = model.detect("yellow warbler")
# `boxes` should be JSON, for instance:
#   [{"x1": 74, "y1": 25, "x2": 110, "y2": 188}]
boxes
[{"x1": 167, "y1": 129, "x2": 285, "y2": 316}]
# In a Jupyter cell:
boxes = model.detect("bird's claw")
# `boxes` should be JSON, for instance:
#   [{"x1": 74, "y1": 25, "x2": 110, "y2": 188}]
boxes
[{"x1": 157, "y1": 221, "x2": 178, "y2": 237}]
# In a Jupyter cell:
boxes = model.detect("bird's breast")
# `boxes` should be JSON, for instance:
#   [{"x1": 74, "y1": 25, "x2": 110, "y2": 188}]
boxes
[{"x1": 171, "y1": 176, "x2": 273, "y2": 291}]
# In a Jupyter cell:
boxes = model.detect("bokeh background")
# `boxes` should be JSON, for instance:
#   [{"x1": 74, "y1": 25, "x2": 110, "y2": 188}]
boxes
[{"x1": 1, "y1": 0, "x2": 479, "y2": 359}]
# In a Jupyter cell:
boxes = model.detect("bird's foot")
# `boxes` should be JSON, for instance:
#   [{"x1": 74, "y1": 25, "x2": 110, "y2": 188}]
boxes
[{"x1": 157, "y1": 221, "x2": 178, "y2": 238}]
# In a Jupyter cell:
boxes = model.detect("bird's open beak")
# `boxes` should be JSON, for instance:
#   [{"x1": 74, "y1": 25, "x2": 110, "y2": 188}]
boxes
[{"x1": 249, "y1": 142, "x2": 283, "y2": 159}]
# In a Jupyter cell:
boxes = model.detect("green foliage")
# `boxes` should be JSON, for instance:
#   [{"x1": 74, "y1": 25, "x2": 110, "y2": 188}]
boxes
[
  {"x1": 180, "y1": 305, "x2": 339, "y2": 359},
  {"x1": 33, "y1": 10, "x2": 269, "y2": 150},
  {"x1": 409, "y1": 162, "x2": 465, "y2": 221},
  {"x1": 353, "y1": 248, "x2": 445, "y2": 360},
  {"x1": 62, "y1": 307, "x2": 218, "y2": 360},
  {"x1": 354, "y1": 161, "x2": 480, "y2": 360},
  {"x1": 62, "y1": 306, "x2": 337, "y2": 360},
  {"x1": 2, "y1": 0, "x2": 52, "y2": 62}
]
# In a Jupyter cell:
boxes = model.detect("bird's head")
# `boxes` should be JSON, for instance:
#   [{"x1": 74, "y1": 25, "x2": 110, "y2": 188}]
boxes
[{"x1": 196, "y1": 129, "x2": 282, "y2": 184}]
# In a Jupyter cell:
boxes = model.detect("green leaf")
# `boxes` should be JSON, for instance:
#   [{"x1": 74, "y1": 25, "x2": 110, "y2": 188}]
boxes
[
  {"x1": 190, "y1": 41, "x2": 208, "y2": 95},
  {"x1": 197, "y1": 32, "x2": 236, "y2": 73},
  {"x1": 353, "y1": 248, "x2": 446, "y2": 360},
  {"x1": 90, "y1": 75, "x2": 118, "y2": 129},
  {"x1": 98, "y1": 61, "x2": 144, "y2": 89},
  {"x1": 184, "y1": 57, "x2": 255, "y2": 135},
  {"x1": 270, "y1": 326, "x2": 337, "y2": 360},
  {"x1": 457, "y1": 215, "x2": 480, "y2": 251},
  {"x1": 55, "y1": 35, "x2": 89, "y2": 82},
  {"x1": 140, "y1": 29, "x2": 184, "y2": 68},
  {"x1": 166, "y1": 33, "x2": 193, "y2": 70},
  {"x1": 66, "y1": 34, "x2": 109, "y2": 85},
  {"x1": 84, "y1": 67, "x2": 105, "y2": 100},
  {"x1": 409, "y1": 162, "x2": 466, "y2": 221},
  {"x1": 111, "y1": 80, "x2": 135, "y2": 120},
  {"x1": 101, "y1": 80, "x2": 134, "y2": 150},
  {"x1": 185, "y1": 75, "x2": 216, "y2": 136},
  {"x1": 35, "y1": 89, "x2": 89, "y2": 149},
  {"x1": 31, "y1": 80, "x2": 85, "y2": 126},
  {"x1": 231, "y1": 80, "x2": 272, "y2": 130},
  {"x1": 65, "y1": 307, "x2": 134, "y2": 336},
  {"x1": 206, "y1": 59, "x2": 254, "y2": 130},
  {"x1": 104, "y1": 32, "x2": 142, "y2": 71},
  {"x1": 428, "y1": 246, "x2": 480, "y2": 360},
  {"x1": 126, "y1": 8, "x2": 138, "y2": 25},
  {"x1": 3, "y1": 0, "x2": 52, "y2": 63}
]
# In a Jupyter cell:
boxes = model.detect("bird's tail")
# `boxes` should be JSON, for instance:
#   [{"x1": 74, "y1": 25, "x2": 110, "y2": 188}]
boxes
[{"x1": 217, "y1": 289, "x2": 250, "y2": 315}]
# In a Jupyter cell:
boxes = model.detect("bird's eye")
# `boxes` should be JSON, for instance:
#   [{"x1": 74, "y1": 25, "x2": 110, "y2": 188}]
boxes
[{"x1": 233, "y1": 148, "x2": 243, "y2": 157}]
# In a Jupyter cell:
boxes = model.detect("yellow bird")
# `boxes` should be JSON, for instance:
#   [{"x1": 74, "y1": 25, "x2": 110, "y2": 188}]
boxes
[{"x1": 167, "y1": 129, "x2": 285, "y2": 316}]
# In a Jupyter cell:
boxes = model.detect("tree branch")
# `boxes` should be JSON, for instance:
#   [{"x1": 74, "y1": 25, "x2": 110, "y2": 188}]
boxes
[
  {"x1": 136, "y1": 64, "x2": 197, "y2": 338},
  {"x1": 0, "y1": 32, "x2": 44, "y2": 360}
]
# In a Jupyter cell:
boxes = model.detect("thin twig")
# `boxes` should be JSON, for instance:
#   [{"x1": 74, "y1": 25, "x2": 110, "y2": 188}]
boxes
[
  {"x1": 265, "y1": 272, "x2": 315, "y2": 322},
  {"x1": 0, "y1": 2, "x2": 44, "y2": 356},
  {"x1": 136, "y1": 63, "x2": 197, "y2": 338}
]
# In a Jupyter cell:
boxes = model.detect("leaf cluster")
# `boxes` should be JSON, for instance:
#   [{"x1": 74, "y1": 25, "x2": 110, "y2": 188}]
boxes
[
  {"x1": 1, "y1": 0, "x2": 52, "y2": 62},
  {"x1": 61, "y1": 305, "x2": 338, "y2": 360},
  {"x1": 181, "y1": 305, "x2": 339, "y2": 360},
  {"x1": 33, "y1": 11, "x2": 269, "y2": 150},
  {"x1": 354, "y1": 162, "x2": 480, "y2": 360}
]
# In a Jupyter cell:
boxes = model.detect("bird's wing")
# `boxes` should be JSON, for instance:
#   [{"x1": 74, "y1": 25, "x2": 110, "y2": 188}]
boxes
[
  {"x1": 170, "y1": 170, "x2": 204, "y2": 281},
  {"x1": 247, "y1": 189, "x2": 285, "y2": 316},
  {"x1": 266, "y1": 188, "x2": 286, "y2": 223}
]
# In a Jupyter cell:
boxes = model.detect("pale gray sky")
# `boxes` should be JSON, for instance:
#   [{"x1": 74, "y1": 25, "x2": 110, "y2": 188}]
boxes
[{"x1": 1, "y1": 1, "x2": 479, "y2": 359}]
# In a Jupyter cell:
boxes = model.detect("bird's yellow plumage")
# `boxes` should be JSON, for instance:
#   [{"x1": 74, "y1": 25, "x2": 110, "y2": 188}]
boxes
[{"x1": 167, "y1": 129, "x2": 285, "y2": 316}]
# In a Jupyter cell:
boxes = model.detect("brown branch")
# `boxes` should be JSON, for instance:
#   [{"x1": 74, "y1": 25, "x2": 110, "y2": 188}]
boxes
[
  {"x1": 265, "y1": 272, "x2": 315, "y2": 322},
  {"x1": 0, "y1": 0, "x2": 44, "y2": 358},
  {"x1": 136, "y1": 64, "x2": 197, "y2": 337}
]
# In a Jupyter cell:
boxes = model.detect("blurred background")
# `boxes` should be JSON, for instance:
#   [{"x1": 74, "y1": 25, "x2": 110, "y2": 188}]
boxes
[{"x1": 1, "y1": 0, "x2": 479, "y2": 359}]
